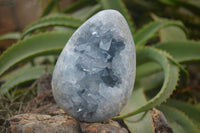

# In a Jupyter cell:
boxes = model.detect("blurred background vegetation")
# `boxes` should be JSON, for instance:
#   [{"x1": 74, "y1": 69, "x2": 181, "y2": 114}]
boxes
[{"x1": 0, "y1": 0, "x2": 76, "y2": 51}]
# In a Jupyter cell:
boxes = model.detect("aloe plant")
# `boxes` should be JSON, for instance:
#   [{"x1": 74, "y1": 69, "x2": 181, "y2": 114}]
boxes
[
  {"x1": 0, "y1": 0, "x2": 200, "y2": 132},
  {"x1": 123, "y1": 0, "x2": 200, "y2": 40}
]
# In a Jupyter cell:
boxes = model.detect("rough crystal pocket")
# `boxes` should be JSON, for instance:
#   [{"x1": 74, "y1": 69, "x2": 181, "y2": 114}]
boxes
[{"x1": 52, "y1": 10, "x2": 136, "y2": 122}]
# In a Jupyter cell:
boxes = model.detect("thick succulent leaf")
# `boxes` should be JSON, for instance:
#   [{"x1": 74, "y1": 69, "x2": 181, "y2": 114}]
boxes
[
  {"x1": 136, "y1": 56, "x2": 187, "y2": 91},
  {"x1": 140, "y1": 72, "x2": 164, "y2": 93},
  {"x1": 197, "y1": 104, "x2": 200, "y2": 110},
  {"x1": 0, "y1": 66, "x2": 54, "y2": 95},
  {"x1": 158, "y1": 105, "x2": 199, "y2": 133},
  {"x1": 182, "y1": 0, "x2": 200, "y2": 15},
  {"x1": 22, "y1": 14, "x2": 82, "y2": 37},
  {"x1": 0, "y1": 32, "x2": 71, "y2": 76},
  {"x1": 138, "y1": 58, "x2": 187, "y2": 94},
  {"x1": 162, "y1": 50, "x2": 189, "y2": 87},
  {"x1": 119, "y1": 88, "x2": 153, "y2": 133},
  {"x1": 155, "y1": 41, "x2": 200, "y2": 63},
  {"x1": 151, "y1": 14, "x2": 187, "y2": 42},
  {"x1": 159, "y1": 26, "x2": 187, "y2": 42},
  {"x1": 41, "y1": 0, "x2": 60, "y2": 17},
  {"x1": 150, "y1": 15, "x2": 188, "y2": 77},
  {"x1": 63, "y1": 0, "x2": 97, "y2": 13},
  {"x1": 114, "y1": 47, "x2": 179, "y2": 119},
  {"x1": 136, "y1": 62, "x2": 162, "y2": 80},
  {"x1": 137, "y1": 56, "x2": 188, "y2": 94},
  {"x1": 72, "y1": 4, "x2": 101, "y2": 20},
  {"x1": 160, "y1": 0, "x2": 200, "y2": 15},
  {"x1": 100, "y1": 0, "x2": 135, "y2": 34},
  {"x1": 1, "y1": 63, "x2": 32, "y2": 80},
  {"x1": 135, "y1": 62, "x2": 164, "y2": 92},
  {"x1": 166, "y1": 99, "x2": 200, "y2": 128},
  {"x1": 53, "y1": 26, "x2": 75, "y2": 34},
  {"x1": 134, "y1": 20, "x2": 186, "y2": 46},
  {"x1": 0, "y1": 32, "x2": 21, "y2": 41}
]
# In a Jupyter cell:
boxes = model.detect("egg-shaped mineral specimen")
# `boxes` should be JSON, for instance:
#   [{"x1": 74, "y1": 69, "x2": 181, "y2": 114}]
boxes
[{"x1": 52, "y1": 10, "x2": 136, "y2": 122}]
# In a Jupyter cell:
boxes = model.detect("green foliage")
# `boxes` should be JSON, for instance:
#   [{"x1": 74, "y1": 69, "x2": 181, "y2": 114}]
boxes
[
  {"x1": 0, "y1": 32, "x2": 71, "y2": 76},
  {"x1": 72, "y1": 4, "x2": 102, "y2": 20},
  {"x1": 159, "y1": 0, "x2": 200, "y2": 15},
  {"x1": 120, "y1": 88, "x2": 153, "y2": 133},
  {"x1": 63, "y1": 0, "x2": 97, "y2": 13},
  {"x1": 0, "y1": 0, "x2": 200, "y2": 132},
  {"x1": 151, "y1": 14, "x2": 188, "y2": 42},
  {"x1": 123, "y1": 0, "x2": 200, "y2": 39},
  {"x1": 115, "y1": 47, "x2": 179, "y2": 119},
  {"x1": 159, "y1": 26, "x2": 187, "y2": 42},
  {"x1": 134, "y1": 20, "x2": 186, "y2": 46},
  {"x1": 158, "y1": 105, "x2": 199, "y2": 132},
  {"x1": 166, "y1": 99, "x2": 200, "y2": 128},
  {"x1": 22, "y1": 14, "x2": 82, "y2": 38},
  {"x1": 156, "y1": 41, "x2": 200, "y2": 63},
  {"x1": 0, "y1": 66, "x2": 54, "y2": 95},
  {"x1": 41, "y1": 0, "x2": 60, "y2": 17},
  {"x1": 0, "y1": 32, "x2": 21, "y2": 41}
]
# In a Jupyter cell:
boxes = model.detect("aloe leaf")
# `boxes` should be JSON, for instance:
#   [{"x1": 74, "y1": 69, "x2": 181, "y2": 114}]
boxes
[
  {"x1": 150, "y1": 15, "x2": 188, "y2": 77},
  {"x1": 197, "y1": 103, "x2": 200, "y2": 109},
  {"x1": 158, "y1": 105, "x2": 199, "y2": 133},
  {"x1": 0, "y1": 32, "x2": 71, "y2": 76},
  {"x1": 136, "y1": 62, "x2": 162, "y2": 80},
  {"x1": 22, "y1": 14, "x2": 83, "y2": 38},
  {"x1": 137, "y1": 55, "x2": 188, "y2": 93},
  {"x1": 183, "y1": 0, "x2": 200, "y2": 15},
  {"x1": 151, "y1": 14, "x2": 187, "y2": 42},
  {"x1": 159, "y1": 0, "x2": 176, "y2": 6},
  {"x1": 1, "y1": 63, "x2": 32, "y2": 80},
  {"x1": 160, "y1": 0, "x2": 200, "y2": 15},
  {"x1": 63, "y1": 0, "x2": 97, "y2": 13},
  {"x1": 159, "y1": 26, "x2": 187, "y2": 42},
  {"x1": 53, "y1": 26, "x2": 75, "y2": 34},
  {"x1": 135, "y1": 50, "x2": 187, "y2": 91},
  {"x1": 135, "y1": 62, "x2": 164, "y2": 93},
  {"x1": 41, "y1": 0, "x2": 60, "y2": 17},
  {"x1": 114, "y1": 47, "x2": 179, "y2": 119},
  {"x1": 136, "y1": 56, "x2": 188, "y2": 91},
  {"x1": 136, "y1": 49, "x2": 187, "y2": 92},
  {"x1": 140, "y1": 72, "x2": 164, "y2": 93},
  {"x1": 134, "y1": 20, "x2": 186, "y2": 46},
  {"x1": 119, "y1": 88, "x2": 153, "y2": 133},
  {"x1": 0, "y1": 66, "x2": 54, "y2": 95},
  {"x1": 0, "y1": 32, "x2": 21, "y2": 41},
  {"x1": 166, "y1": 99, "x2": 200, "y2": 128},
  {"x1": 72, "y1": 4, "x2": 101, "y2": 20},
  {"x1": 101, "y1": 0, "x2": 135, "y2": 34},
  {"x1": 155, "y1": 41, "x2": 200, "y2": 63}
]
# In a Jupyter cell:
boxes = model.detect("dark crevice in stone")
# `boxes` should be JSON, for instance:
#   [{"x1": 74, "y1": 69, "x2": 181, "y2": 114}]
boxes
[
  {"x1": 76, "y1": 105, "x2": 98, "y2": 121},
  {"x1": 75, "y1": 87, "x2": 99, "y2": 120},
  {"x1": 108, "y1": 39, "x2": 125, "y2": 57},
  {"x1": 100, "y1": 68, "x2": 121, "y2": 87},
  {"x1": 77, "y1": 89, "x2": 86, "y2": 97}
]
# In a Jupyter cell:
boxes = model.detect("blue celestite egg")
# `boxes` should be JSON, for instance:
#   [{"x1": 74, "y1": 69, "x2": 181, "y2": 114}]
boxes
[{"x1": 52, "y1": 10, "x2": 136, "y2": 122}]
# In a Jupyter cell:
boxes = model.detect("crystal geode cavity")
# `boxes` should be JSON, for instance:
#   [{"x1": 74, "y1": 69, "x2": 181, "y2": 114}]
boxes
[{"x1": 52, "y1": 10, "x2": 136, "y2": 122}]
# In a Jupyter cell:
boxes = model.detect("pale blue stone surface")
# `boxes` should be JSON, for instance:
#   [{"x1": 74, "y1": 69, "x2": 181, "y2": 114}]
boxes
[{"x1": 52, "y1": 10, "x2": 136, "y2": 122}]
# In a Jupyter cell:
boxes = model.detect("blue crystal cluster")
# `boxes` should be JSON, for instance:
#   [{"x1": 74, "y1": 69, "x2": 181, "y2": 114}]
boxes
[
  {"x1": 75, "y1": 22, "x2": 125, "y2": 87},
  {"x1": 52, "y1": 10, "x2": 136, "y2": 122}
]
